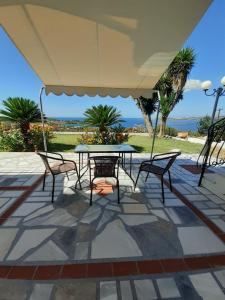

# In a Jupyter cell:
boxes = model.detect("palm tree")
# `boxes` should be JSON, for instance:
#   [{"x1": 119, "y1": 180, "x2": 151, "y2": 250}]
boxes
[
  {"x1": 83, "y1": 105, "x2": 123, "y2": 142},
  {"x1": 0, "y1": 97, "x2": 41, "y2": 147},
  {"x1": 157, "y1": 47, "x2": 196, "y2": 136},
  {"x1": 135, "y1": 96, "x2": 157, "y2": 137}
]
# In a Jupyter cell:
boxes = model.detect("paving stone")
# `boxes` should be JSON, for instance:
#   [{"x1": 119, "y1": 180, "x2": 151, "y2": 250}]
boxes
[
  {"x1": 0, "y1": 280, "x2": 29, "y2": 300},
  {"x1": 175, "y1": 274, "x2": 203, "y2": 300},
  {"x1": 7, "y1": 228, "x2": 56, "y2": 260},
  {"x1": 3, "y1": 217, "x2": 21, "y2": 226},
  {"x1": 178, "y1": 226, "x2": 225, "y2": 255},
  {"x1": 120, "y1": 281, "x2": 133, "y2": 300},
  {"x1": 134, "y1": 279, "x2": 157, "y2": 300},
  {"x1": 92, "y1": 219, "x2": 142, "y2": 258},
  {"x1": 12, "y1": 203, "x2": 45, "y2": 217},
  {"x1": 129, "y1": 221, "x2": 183, "y2": 259},
  {"x1": 150, "y1": 209, "x2": 169, "y2": 221},
  {"x1": 123, "y1": 204, "x2": 148, "y2": 214},
  {"x1": 148, "y1": 199, "x2": 164, "y2": 208},
  {"x1": 25, "y1": 240, "x2": 68, "y2": 261},
  {"x1": 55, "y1": 281, "x2": 96, "y2": 300},
  {"x1": 214, "y1": 270, "x2": 225, "y2": 288},
  {"x1": 0, "y1": 228, "x2": 18, "y2": 260},
  {"x1": 74, "y1": 242, "x2": 89, "y2": 260},
  {"x1": 24, "y1": 205, "x2": 54, "y2": 221},
  {"x1": 119, "y1": 214, "x2": 157, "y2": 226},
  {"x1": 53, "y1": 228, "x2": 76, "y2": 256},
  {"x1": 81, "y1": 205, "x2": 102, "y2": 224},
  {"x1": 185, "y1": 194, "x2": 208, "y2": 201},
  {"x1": 206, "y1": 194, "x2": 224, "y2": 204},
  {"x1": 157, "y1": 277, "x2": 180, "y2": 298},
  {"x1": 165, "y1": 207, "x2": 201, "y2": 225},
  {"x1": 67, "y1": 199, "x2": 89, "y2": 217},
  {"x1": 97, "y1": 210, "x2": 115, "y2": 231},
  {"x1": 100, "y1": 281, "x2": 117, "y2": 300},
  {"x1": 121, "y1": 196, "x2": 139, "y2": 203},
  {"x1": 30, "y1": 284, "x2": 53, "y2": 300},
  {"x1": 202, "y1": 209, "x2": 225, "y2": 216},
  {"x1": 0, "y1": 190, "x2": 23, "y2": 197},
  {"x1": 190, "y1": 273, "x2": 225, "y2": 300},
  {"x1": 212, "y1": 219, "x2": 225, "y2": 232},
  {"x1": 24, "y1": 209, "x2": 77, "y2": 227},
  {"x1": 77, "y1": 223, "x2": 95, "y2": 242}
]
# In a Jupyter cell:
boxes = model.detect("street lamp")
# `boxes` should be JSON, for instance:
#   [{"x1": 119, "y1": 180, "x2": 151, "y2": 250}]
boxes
[{"x1": 201, "y1": 76, "x2": 225, "y2": 124}]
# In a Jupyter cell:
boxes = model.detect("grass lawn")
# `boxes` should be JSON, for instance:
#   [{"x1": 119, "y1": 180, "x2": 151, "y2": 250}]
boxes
[{"x1": 50, "y1": 134, "x2": 202, "y2": 154}]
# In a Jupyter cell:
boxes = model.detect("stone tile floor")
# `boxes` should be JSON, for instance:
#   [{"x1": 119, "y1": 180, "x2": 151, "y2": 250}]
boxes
[{"x1": 1, "y1": 152, "x2": 225, "y2": 299}]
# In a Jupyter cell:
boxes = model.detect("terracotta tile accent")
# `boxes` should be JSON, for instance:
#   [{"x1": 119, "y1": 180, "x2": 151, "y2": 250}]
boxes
[
  {"x1": 7, "y1": 266, "x2": 36, "y2": 279},
  {"x1": 88, "y1": 262, "x2": 113, "y2": 277},
  {"x1": 34, "y1": 265, "x2": 62, "y2": 280},
  {"x1": 208, "y1": 255, "x2": 225, "y2": 267},
  {"x1": 161, "y1": 259, "x2": 188, "y2": 272},
  {"x1": 61, "y1": 264, "x2": 87, "y2": 278},
  {"x1": 137, "y1": 260, "x2": 162, "y2": 275},
  {"x1": 180, "y1": 164, "x2": 213, "y2": 174},
  {"x1": 0, "y1": 186, "x2": 29, "y2": 191},
  {"x1": 113, "y1": 261, "x2": 138, "y2": 276},
  {"x1": 184, "y1": 257, "x2": 211, "y2": 270},
  {"x1": 0, "y1": 266, "x2": 12, "y2": 278}
]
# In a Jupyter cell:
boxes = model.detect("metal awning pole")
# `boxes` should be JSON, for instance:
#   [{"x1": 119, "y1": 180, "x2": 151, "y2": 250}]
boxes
[
  {"x1": 39, "y1": 86, "x2": 47, "y2": 152},
  {"x1": 150, "y1": 90, "x2": 161, "y2": 159}
]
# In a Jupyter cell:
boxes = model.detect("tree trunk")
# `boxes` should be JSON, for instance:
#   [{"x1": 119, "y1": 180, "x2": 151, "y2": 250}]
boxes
[
  {"x1": 138, "y1": 101, "x2": 154, "y2": 137},
  {"x1": 159, "y1": 115, "x2": 168, "y2": 137}
]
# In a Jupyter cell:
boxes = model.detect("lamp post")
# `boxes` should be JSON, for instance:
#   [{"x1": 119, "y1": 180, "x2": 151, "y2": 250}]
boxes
[{"x1": 201, "y1": 76, "x2": 225, "y2": 125}]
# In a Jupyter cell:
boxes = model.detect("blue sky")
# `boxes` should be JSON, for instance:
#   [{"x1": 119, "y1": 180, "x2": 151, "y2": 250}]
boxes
[{"x1": 0, "y1": 0, "x2": 224, "y2": 118}]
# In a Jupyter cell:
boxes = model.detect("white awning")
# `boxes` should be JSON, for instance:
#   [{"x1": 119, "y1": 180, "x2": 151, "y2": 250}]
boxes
[{"x1": 0, "y1": 1, "x2": 211, "y2": 98}]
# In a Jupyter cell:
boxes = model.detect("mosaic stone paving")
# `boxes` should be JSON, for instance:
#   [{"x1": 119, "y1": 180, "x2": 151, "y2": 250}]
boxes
[
  {"x1": 1, "y1": 269, "x2": 225, "y2": 299},
  {"x1": 1, "y1": 153, "x2": 225, "y2": 264}
]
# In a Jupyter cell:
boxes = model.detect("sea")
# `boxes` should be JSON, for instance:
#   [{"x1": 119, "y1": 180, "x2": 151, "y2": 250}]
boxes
[{"x1": 54, "y1": 117, "x2": 199, "y2": 132}]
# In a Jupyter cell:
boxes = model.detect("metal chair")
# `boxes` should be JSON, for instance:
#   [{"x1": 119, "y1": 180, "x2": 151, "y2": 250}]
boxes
[
  {"x1": 88, "y1": 156, "x2": 120, "y2": 205},
  {"x1": 37, "y1": 152, "x2": 81, "y2": 203},
  {"x1": 134, "y1": 152, "x2": 181, "y2": 203}
]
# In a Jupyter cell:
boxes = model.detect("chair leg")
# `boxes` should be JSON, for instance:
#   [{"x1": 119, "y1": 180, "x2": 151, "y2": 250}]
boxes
[
  {"x1": 117, "y1": 178, "x2": 120, "y2": 204},
  {"x1": 75, "y1": 166, "x2": 82, "y2": 190},
  {"x1": 90, "y1": 178, "x2": 95, "y2": 206},
  {"x1": 66, "y1": 172, "x2": 69, "y2": 180},
  {"x1": 42, "y1": 170, "x2": 47, "y2": 191},
  {"x1": 134, "y1": 169, "x2": 141, "y2": 190},
  {"x1": 52, "y1": 176, "x2": 55, "y2": 203},
  {"x1": 161, "y1": 176, "x2": 165, "y2": 204},
  {"x1": 168, "y1": 170, "x2": 172, "y2": 192},
  {"x1": 145, "y1": 172, "x2": 150, "y2": 182}
]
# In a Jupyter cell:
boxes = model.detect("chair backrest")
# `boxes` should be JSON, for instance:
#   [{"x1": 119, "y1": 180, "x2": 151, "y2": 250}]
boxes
[
  {"x1": 36, "y1": 151, "x2": 52, "y2": 173},
  {"x1": 152, "y1": 152, "x2": 181, "y2": 173},
  {"x1": 91, "y1": 156, "x2": 120, "y2": 177}
]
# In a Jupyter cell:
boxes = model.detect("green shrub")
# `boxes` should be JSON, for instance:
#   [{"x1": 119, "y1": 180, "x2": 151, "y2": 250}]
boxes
[
  {"x1": 0, "y1": 129, "x2": 25, "y2": 151},
  {"x1": 0, "y1": 126, "x2": 54, "y2": 152},
  {"x1": 78, "y1": 125, "x2": 129, "y2": 145}
]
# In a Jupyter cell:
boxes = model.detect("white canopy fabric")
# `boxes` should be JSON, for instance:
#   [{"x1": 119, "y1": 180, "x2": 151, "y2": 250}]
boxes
[{"x1": 0, "y1": 1, "x2": 211, "y2": 98}]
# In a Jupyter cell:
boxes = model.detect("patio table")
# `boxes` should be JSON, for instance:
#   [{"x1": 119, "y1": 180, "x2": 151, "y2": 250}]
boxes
[{"x1": 74, "y1": 144, "x2": 137, "y2": 186}]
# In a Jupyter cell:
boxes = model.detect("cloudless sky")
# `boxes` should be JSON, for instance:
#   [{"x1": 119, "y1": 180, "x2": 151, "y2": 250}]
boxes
[{"x1": 0, "y1": 0, "x2": 224, "y2": 118}]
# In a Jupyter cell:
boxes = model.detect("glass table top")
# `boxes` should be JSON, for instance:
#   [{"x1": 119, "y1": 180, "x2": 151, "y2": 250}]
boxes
[{"x1": 75, "y1": 144, "x2": 137, "y2": 153}]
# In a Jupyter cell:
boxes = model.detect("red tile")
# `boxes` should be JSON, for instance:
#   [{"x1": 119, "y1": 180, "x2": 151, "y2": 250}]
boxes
[
  {"x1": 61, "y1": 264, "x2": 87, "y2": 278},
  {"x1": 7, "y1": 266, "x2": 36, "y2": 279},
  {"x1": 88, "y1": 263, "x2": 113, "y2": 277},
  {"x1": 34, "y1": 265, "x2": 62, "y2": 280},
  {"x1": 161, "y1": 259, "x2": 188, "y2": 273},
  {"x1": 137, "y1": 260, "x2": 163, "y2": 275},
  {"x1": 208, "y1": 255, "x2": 225, "y2": 267},
  {"x1": 0, "y1": 266, "x2": 12, "y2": 278},
  {"x1": 184, "y1": 257, "x2": 211, "y2": 270},
  {"x1": 113, "y1": 261, "x2": 138, "y2": 276}
]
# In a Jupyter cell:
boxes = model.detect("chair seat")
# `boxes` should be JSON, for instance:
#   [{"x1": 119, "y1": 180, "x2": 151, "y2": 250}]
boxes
[
  {"x1": 51, "y1": 162, "x2": 75, "y2": 174},
  {"x1": 141, "y1": 163, "x2": 164, "y2": 175}
]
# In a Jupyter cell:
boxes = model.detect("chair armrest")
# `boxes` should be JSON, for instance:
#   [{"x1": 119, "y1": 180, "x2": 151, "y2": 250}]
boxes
[
  {"x1": 49, "y1": 152, "x2": 64, "y2": 163},
  {"x1": 152, "y1": 152, "x2": 181, "y2": 161}
]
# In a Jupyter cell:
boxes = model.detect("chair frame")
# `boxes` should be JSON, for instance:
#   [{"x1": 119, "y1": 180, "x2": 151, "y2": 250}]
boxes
[
  {"x1": 134, "y1": 152, "x2": 181, "y2": 203},
  {"x1": 37, "y1": 152, "x2": 81, "y2": 203},
  {"x1": 88, "y1": 156, "x2": 120, "y2": 206}
]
